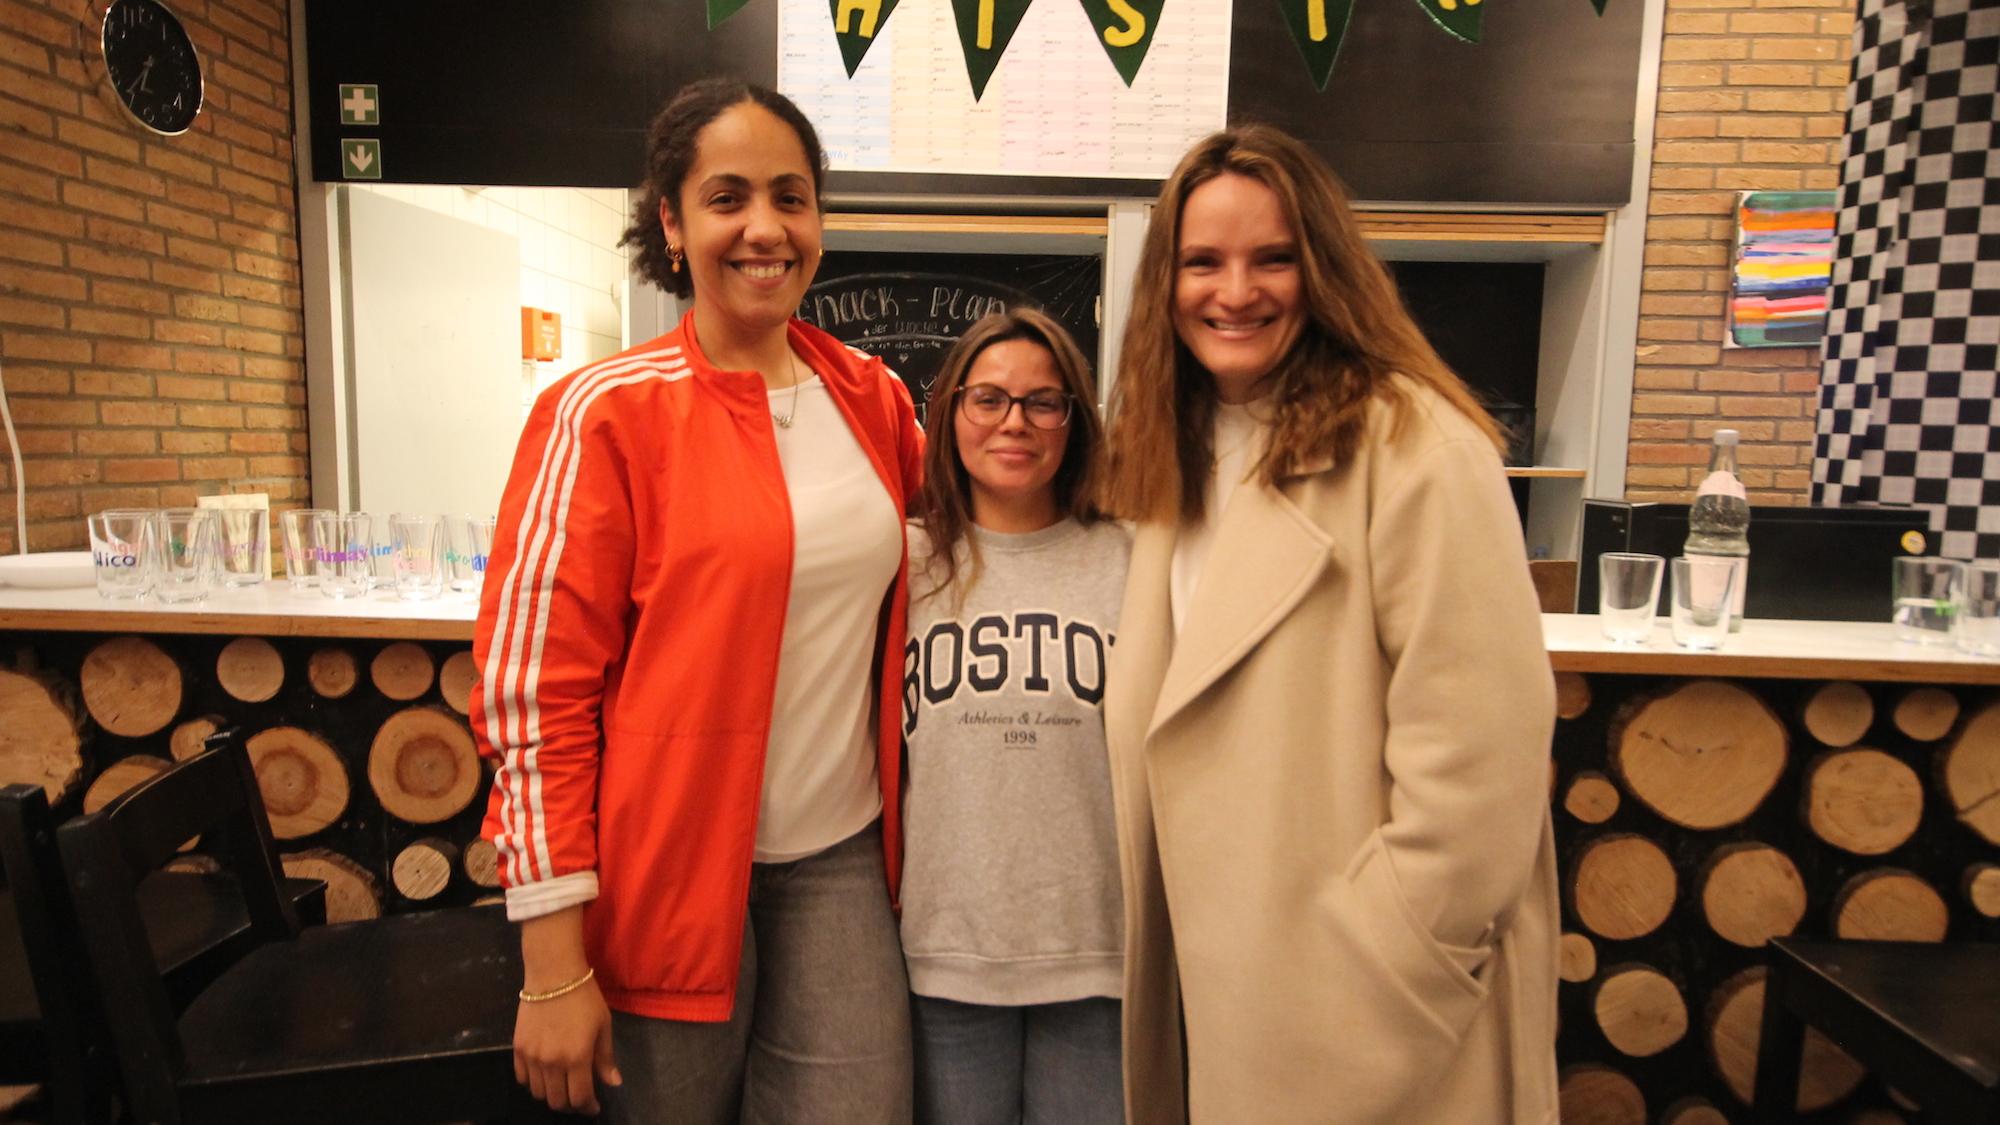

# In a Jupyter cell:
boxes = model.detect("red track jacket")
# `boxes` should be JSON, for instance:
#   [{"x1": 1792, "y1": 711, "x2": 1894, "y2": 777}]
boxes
[{"x1": 472, "y1": 313, "x2": 923, "y2": 1021}]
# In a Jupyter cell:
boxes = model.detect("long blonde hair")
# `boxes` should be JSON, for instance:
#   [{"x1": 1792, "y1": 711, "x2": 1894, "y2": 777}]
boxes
[
  {"x1": 1099, "y1": 124, "x2": 1501, "y2": 523},
  {"x1": 916, "y1": 308, "x2": 1104, "y2": 598}
]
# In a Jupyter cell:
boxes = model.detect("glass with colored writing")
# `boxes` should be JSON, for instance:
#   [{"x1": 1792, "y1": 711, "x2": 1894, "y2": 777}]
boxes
[
  {"x1": 152, "y1": 508, "x2": 217, "y2": 604},
  {"x1": 280, "y1": 508, "x2": 331, "y2": 590},
  {"x1": 213, "y1": 508, "x2": 268, "y2": 587},
  {"x1": 957, "y1": 384, "x2": 1073, "y2": 429},
  {"x1": 1892, "y1": 556, "x2": 1962, "y2": 645},
  {"x1": 314, "y1": 512, "x2": 375, "y2": 600},
  {"x1": 446, "y1": 514, "x2": 496, "y2": 595},
  {"x1": 389, "y1": 513, "x2": 445, "y2": 600},
  {"x1": 88, "y1": 509, "x2": 154, "y2": 600}
]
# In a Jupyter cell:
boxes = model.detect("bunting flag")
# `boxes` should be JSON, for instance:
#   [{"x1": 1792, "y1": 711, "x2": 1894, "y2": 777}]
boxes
[
  {"x1": 1077, "y1": 0, "x2": 1166, "y2": 86},
  {"x1": 707, "y1": 0, "x2": 752, "y2": 29},
  {"x1": 1414, "y1": 0, "x2": 1482, "y2": 43},
  {"x1": 1276, "y1": 0, "x2": 1356, "y2": 91},
  {"x1": 709, "y1": 0, "x2": 1614, "y2": 93},
  {"x1": 830, "y1": 0, "x2": 902, "y2": 73},
  {"x1": 951, "y1": 0, "x2": 1037, "y2": 99}
]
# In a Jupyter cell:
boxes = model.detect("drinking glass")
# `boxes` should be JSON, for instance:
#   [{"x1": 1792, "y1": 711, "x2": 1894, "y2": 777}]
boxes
[
  {"x1": 1598, "y1": 553, "x2": 1664, "y2": 644},
  {"x1": 446, "y1": 514, "x2": 497, "y2": 594},
  {"x1": 388, "y1": 513, "x2": 445, "y2": 600},
  {"x1": 212, "y1": 508, "x2": 268, "y2": 587},
  {"x1": 313, "y1": 512, "x2": 375, "y2": 600},
  {"x1": 1670, "y1": 555, "x2": 1737, "y2": 650},
  {"x1": 1892, "y1": 556, "x2": 1963, "y2": 645},
  {"x1": 1955, "y1": 560, "x2": 2000, "y2": 657},
  {"x1": 280, "y1": 508, "x2": 331, "y2": 590},
  {"x1": 152, "y1": 508, "x2": 217, "y2": 604},
  {"x1": 87, "y1": 509, "x2": 154, "y2": 599}
]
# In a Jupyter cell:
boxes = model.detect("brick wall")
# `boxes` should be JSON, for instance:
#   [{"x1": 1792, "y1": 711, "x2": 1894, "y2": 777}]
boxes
[
  {"x1": 1628, "y1": 0, "x2": 1854, "y2": 505},
  {"x1": 0, "y1": 0, "x2": 305, "y2": 555}
]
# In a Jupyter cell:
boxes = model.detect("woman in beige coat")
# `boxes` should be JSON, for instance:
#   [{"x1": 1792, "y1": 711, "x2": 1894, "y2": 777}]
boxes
[{"x1": 1097, "y1": 125, "x2": 1559, "y2": 1124}]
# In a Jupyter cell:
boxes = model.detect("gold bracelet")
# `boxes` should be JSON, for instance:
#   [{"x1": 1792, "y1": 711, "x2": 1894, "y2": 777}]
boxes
[{"x1": 518, "y1": 967, "x2": 594, "y2": 1003}]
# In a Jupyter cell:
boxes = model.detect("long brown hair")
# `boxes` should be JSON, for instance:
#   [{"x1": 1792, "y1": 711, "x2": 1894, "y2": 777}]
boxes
[
  {"x1": 1099, "y1": 124, "x2": 1502, "y2": 523},
  {"x1": 915, "y1": 308, "x2": 1105, "y2": 598}
]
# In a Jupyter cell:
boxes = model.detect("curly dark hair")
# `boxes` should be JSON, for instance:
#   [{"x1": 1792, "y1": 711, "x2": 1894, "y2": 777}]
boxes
[{"x1": 619, "y1": 78, "x2": 829, "y2": 299}]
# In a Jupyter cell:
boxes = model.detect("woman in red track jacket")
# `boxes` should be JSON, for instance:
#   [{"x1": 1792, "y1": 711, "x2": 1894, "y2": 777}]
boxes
[{"x1": 474, "y1": 79, "x2": 923, "y2": 1123}]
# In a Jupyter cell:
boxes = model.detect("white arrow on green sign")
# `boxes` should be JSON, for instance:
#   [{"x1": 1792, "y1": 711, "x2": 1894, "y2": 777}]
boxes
[{"x1": 342, "y1": 139, "x2": 381, "y2": 180}]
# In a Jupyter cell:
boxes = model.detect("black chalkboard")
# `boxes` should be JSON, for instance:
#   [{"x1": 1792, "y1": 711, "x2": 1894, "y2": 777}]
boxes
[{"x1": 799, "y1": 252, "x2": 1102, "y2": 421}]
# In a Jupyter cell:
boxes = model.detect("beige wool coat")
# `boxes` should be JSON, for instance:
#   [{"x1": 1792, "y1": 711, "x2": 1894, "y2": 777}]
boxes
[{"x1": 1106, "y1": 382, "x2": 1560, "y2": 1125}]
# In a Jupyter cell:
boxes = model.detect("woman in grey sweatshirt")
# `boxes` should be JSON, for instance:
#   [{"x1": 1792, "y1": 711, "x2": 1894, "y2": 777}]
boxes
[{"x1": 902, "y1": 308, "x2": 1131, "y2": 1125}]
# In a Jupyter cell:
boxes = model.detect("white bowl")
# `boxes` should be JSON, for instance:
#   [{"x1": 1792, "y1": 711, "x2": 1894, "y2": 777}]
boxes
[{"x1": 0, "y1": 551, "x2": 97, "y2": 588}]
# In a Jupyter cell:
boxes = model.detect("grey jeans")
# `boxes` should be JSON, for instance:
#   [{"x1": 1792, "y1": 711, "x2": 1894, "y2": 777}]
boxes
[{"x1": 601, "y1": 821, "x2": 914, "y2": 1125}]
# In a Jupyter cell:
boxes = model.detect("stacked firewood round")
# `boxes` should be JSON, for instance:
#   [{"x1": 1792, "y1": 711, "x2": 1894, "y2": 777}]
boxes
[
  {"x1": 1552, "y1": 675, "x2": 2000, "y2": 1122},
  {"x1": 0, "y1": 633, "x2": 495, "y2": 923}
]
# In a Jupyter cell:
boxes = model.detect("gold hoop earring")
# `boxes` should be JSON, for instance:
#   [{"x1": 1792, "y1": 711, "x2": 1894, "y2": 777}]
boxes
[{"x1": 668, "y1": 244, "x2": 684, "y2": 273}]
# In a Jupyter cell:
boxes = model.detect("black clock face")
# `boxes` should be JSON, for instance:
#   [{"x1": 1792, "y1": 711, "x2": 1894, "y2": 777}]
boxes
[{"x1": 101, "y1": 0, "x2": 203, "y2": 136}]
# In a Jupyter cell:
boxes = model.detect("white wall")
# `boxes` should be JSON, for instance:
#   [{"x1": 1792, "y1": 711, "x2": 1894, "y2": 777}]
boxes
[{"x1": 352, "y1": 184, "x2": 632, "y2": 402}]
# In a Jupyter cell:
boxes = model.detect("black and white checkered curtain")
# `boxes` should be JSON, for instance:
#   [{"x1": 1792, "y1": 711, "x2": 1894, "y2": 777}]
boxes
[{"x1": 1812, "y1": 0, "x2": 2000, "y2": 560}]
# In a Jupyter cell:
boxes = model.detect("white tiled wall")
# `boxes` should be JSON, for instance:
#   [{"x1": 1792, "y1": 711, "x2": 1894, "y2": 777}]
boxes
[{"x1": 352, "y1": 184, "x2": 632, "y2": 400}]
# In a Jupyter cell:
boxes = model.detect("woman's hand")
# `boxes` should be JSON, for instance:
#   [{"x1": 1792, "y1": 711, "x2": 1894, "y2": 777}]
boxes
[
  {"x1": 514, "y1": 976, "x2": 621, "y2": 1114},
  {"x1": 515, "y1": 906, "x2": 622, "y2": 1114}
]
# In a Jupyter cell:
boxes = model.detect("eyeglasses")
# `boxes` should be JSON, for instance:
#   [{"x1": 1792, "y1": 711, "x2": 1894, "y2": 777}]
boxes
[{"x1": 956, "y1": 384, "x2": 1074, "y2": 430}]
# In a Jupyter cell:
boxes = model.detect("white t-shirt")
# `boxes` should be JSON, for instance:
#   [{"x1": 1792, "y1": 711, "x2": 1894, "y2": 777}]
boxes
[
  {"x1": 755, "y1": 375, "x2": 902, "y2": 862},
  {"x1": 1170, "y1": 398, "x2": 1270, "y2": 637}
]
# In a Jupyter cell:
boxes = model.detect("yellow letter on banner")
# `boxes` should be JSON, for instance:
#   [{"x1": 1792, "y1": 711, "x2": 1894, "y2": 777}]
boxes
[
  {"x1": 836, "y1": 0, "x2": 884, "y2": 35},
  {"x1": 977, "y1": 0, "x2": 995, "y2": 48},
  {"x1": 1308, "y1": 0, "x2": 1328, "y2": 39},
  {"x1": 1103, "y1": 0, "x2": 1146, "y2": 46}
]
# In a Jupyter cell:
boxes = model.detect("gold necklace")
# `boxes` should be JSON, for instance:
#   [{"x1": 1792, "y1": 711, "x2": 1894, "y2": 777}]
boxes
[{"x1": 773, "y1": 351, "x2": 805, "y2": 429}]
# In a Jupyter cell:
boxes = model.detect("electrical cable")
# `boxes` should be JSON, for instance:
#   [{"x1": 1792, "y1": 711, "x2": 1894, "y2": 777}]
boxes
[{"x1": 0, "y1": 356, "x2": 26, "y2": 554}]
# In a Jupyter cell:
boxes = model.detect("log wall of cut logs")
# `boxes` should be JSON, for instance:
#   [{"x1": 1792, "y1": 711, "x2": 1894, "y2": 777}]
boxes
[
  {"x1": 6, "y1": 630, "x2": 1999, "y2": 1123},
  {"x1": 0, "y1": 632, "x2": 502, "y2": 923},
  {"x1": 1552, "y1": 672, "x2": 2000, "y2": 1125}
]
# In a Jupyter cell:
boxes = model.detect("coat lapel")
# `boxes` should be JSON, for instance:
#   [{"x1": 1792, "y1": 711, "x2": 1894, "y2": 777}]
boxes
[{"x1": 1148, "y1": 479, "x2": 1333, "y2": 740}]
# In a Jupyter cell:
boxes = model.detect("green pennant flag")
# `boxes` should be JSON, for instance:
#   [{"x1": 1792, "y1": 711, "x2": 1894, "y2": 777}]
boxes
[
  {"x1": 951, "y1": 0, "x2": 1035, "y2": 99},
  {"x1": 707, "y1": 0, "x2": 752, "y2": 27},
  {"x1": 831, "y1": 0, "x2": 901, "y2": 74},
  {"x1": 1275, "y1": 0, "x2": 1355, "y2": 91},
  {"x1": 1590, "y1": 0, "x2": 1607, "y2": 13},
  {"x1": 1077, "y1": 0, "x2": 1165, "y2": 86},
  {"x1": 1413, "y1": 0, "x2": 1482, "y2": 43}
]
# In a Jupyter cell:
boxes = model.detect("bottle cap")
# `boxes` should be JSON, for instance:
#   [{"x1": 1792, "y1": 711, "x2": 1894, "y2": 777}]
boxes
[{"x1": 1715, "y1": 429, "x2": 1739, "y2": 446}]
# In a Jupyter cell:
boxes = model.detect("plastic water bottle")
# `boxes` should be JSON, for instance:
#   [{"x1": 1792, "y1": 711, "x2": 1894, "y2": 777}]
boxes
[{"x1": 1685, "y1": 429, "x2": 1750, "y2": 632}]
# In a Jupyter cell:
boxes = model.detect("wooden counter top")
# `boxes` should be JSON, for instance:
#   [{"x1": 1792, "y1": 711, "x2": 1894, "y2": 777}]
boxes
[
  {"x1": 0, "y1": 583, "x2": 477, "y2": 641},
  {"x1": 3, "y1": 586, "x2": 1998, "y2": 684}
]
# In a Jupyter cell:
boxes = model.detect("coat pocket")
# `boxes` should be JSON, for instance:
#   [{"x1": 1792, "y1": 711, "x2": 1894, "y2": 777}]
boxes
[{"x1": 1340, "y1": 832, "x2": 1491, "y2": 1042}]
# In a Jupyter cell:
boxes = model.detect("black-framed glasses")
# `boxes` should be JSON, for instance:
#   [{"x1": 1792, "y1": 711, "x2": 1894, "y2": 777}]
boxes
[{"x1": 956, "y1": 383, "x2": 1074, "y2": 429}]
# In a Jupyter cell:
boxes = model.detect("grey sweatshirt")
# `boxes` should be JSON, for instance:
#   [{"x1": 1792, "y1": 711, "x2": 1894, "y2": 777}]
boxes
[{"x1": 900, "y1": 517, "x2": 1132, "y2": 1005}]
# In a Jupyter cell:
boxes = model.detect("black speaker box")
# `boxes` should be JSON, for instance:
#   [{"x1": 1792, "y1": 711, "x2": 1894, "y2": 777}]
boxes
[{"x1": 1577, "y1": 500, "x2": 1929, "y2": 623}]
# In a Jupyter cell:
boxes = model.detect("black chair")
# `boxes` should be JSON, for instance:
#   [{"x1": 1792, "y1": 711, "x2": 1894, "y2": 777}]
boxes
[
  {"x1": 2, "y1": 782, "x2": 330, "y2": 1125},
  {"x1": 57, "y1": 736, "x2": 553, "y2": 1124},
  {"x1": 1757, "y1": 937, "x2": 2000, "y2": 1122}
]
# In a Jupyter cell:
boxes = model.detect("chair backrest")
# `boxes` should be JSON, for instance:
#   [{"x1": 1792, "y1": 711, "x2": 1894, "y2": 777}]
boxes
[
  {"x1": 57, "y1": 736, "x2": 298, "y2": 1115},
  {"x1": 0, "y1": 783, "x2": 113, "y2": 1125}
]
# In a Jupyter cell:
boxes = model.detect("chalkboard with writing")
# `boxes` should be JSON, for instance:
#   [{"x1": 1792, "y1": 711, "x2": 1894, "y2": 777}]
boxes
[{"x1": 799, "y1": 253, "x2": 1102, "y2": 421}]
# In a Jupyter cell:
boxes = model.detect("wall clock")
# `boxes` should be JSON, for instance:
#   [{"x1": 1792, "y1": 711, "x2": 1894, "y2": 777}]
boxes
[{"x1": 97, "y1": 0, "x2": 204, "y2": 136}]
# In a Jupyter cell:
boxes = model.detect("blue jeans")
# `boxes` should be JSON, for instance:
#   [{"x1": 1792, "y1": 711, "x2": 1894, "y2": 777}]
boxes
[{"x1": 910, "y1": 994, "x2": 1123, "y2": 1125}]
